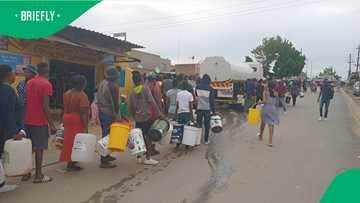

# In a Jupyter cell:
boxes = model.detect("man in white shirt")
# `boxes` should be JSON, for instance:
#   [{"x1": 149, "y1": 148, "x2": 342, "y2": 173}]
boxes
[{"x1": 176, "y1": 81, "x2": 194, "y2": 125}]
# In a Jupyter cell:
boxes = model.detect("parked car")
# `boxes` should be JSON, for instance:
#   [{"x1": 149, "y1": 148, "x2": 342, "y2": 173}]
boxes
[{"x1": 353, "y1": 81, "x2": 360, "y2": 96}]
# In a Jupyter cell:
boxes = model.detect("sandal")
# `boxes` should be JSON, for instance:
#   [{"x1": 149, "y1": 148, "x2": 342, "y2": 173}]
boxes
[
  {"x1": 33, "y1": 175, "x2": 53, "y2": 184},
  {"x1": 66, "y1": 165, "x2": 83, "y2": 172},
  {"x1": 21, "y1": 173, "x2": 32, "y2": 182}
]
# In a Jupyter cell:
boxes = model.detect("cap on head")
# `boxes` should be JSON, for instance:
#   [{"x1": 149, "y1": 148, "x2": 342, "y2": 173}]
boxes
[
  {"x1": 23, "y1": 64, "x2": 37, "y2": 75},
  {"x1": 105, "y1": 67, "x2": 119, "y2": 81},
  {"x1": 132, "y1": 70, "x2": 142, "y2": 84}
]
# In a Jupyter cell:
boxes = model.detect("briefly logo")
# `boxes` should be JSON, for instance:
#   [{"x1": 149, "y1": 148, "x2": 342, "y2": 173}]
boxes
[{"x1": 15, "y1": 11, "x2": 60, "y2": 22}]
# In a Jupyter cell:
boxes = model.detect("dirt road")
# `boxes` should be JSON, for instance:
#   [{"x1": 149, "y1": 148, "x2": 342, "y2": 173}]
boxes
[{"x1": 1, "y1": 91, "x2": 359, "y2": 203}]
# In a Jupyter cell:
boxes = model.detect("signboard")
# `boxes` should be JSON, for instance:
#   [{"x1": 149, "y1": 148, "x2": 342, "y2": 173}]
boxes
[
  {"x1": 0, "y1": 36, "x2": 8, "y2": 50},
  {"x1": 0, "y1": 52, "x2": 30, "y2": 73}
]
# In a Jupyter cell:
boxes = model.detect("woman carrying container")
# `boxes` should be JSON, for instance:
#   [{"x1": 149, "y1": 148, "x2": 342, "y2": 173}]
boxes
[
  {"x1": 257, "y1": 80, "x2": 279, "y2": 147},
  {"x1": 60, "y1": 75, "x2": 89, "y2": 171}
]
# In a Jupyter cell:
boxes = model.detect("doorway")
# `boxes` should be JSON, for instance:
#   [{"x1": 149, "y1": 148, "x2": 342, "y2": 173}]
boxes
[{"x1": 50, "y1": 60, "x2": 95, "y2": 108}]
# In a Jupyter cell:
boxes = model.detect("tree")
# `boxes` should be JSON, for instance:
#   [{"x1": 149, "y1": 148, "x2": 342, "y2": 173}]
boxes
[
  {"x1": 251, "y1": 36, "x2": 306, "y2": 78},
  {"x1": 245, "y1": 56, "x2": 253, "y2": 62}
]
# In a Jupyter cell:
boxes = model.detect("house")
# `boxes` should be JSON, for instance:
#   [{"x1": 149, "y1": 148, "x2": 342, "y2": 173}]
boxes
[
  {"x1": 127, "y1": 50, "x2": 171, "y2": 73},
  {"x1": 173, "y1": 63, "x2": 200, "y2": 76},
  {"x1": 0, "y1": 26, "x2": 143, "y2": 107}
]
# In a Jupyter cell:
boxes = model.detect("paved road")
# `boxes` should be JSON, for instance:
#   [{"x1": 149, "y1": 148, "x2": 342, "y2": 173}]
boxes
[{"x1": 1, "y1": 91, "x2": 359, "y2": 203}]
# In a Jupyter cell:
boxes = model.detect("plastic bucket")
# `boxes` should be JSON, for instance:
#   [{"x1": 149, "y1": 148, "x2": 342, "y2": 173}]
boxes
[
  {"x1": 210, "y1": 115, "x2": 223, "y2": 133},
  {"x1": 182, "y1": 126, "x2": 202, "y2": 146},
  {"x1": 149, "y1": 119, "x2": 170, "y2": 142},
  {"x1": 128, "y1": 129, "x2": 147, "y2": 156},
  {"x1": 248, "y1": 107, "x2": 261, "y2": 124},
  {"x1": 108, "y1": 122, "x2": 131, "y2": 152}
]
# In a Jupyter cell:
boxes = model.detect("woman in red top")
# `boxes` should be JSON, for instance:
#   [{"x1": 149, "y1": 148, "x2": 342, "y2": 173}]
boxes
[{"x1": 60, "y1": 75, "x2": 89, "y2": 171}]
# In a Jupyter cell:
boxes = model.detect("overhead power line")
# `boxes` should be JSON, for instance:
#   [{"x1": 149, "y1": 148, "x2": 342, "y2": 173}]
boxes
[
  {"x1": 102, "y1": 0, "x2": 327, "y2": 33},
  {"x1": 97, "y1": 0, "x2": 274, "y2": 28}
]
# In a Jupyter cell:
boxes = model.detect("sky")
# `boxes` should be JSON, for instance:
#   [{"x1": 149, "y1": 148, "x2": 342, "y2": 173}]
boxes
[{"x1": 72, "y1": 0, "x2": 360, "y2": 78}]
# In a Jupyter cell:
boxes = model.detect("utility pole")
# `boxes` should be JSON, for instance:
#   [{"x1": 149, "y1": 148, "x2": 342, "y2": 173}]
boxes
[
  {"x1": 356, "y1": 45, "x2": 360, "y2": 74},
  {"x1": 348, "y1": 53, "x2": 352, "y2": 80}
]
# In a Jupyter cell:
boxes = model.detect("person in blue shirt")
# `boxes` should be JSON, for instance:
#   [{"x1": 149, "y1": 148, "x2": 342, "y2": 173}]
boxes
[{"x1": 0, "y1": 64, "x2": 25, "y2": 193}]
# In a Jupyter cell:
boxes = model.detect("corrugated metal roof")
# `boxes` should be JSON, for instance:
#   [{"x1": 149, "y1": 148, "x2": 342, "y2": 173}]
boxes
[{"x1": 53, "y1": 26, "x2": 144, "y2": 55}]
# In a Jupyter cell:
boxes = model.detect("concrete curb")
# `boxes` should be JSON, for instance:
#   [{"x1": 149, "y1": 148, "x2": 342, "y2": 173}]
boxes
[{"x1": 340, "y1": 89, "x2": 360, "y2": 136}]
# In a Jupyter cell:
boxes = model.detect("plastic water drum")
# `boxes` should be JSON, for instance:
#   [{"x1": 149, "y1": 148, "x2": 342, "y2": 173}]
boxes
[
  {"x1": 182, "y1": 126, "x2": 202, "y2": 146},
  {"x1": 149, "y1": 119, "x2": 170, "y2": 142},
  {"x1": 108, "y1": 122, "x2": 131, "y2": 152},
  {"x1": 71, "y1": 133, "x2": 97, "y2": 162},
  {"x1": 3, "y1": 139, "x2": 32, "y2": 177},
  {"x1": 170, "y1": 123, "x2": 184, "y2": 144},
  {"x1": 210, "y1": 115, "x2": 223, "y2": 133},
  {"x1": 248, "y1": 107, "x2": 261, "y2": 124},
  {"x1": 128, "y1": 129, "x2": 147, "y2": 156}
]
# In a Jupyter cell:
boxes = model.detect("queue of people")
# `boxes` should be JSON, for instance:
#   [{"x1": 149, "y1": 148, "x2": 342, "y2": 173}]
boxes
[
  {"x1": 0, "y1": 63, "x2": 215, "y2": 193},
  {"x1": 0, "y1": 61, "x2": 335, "y2": 193}
]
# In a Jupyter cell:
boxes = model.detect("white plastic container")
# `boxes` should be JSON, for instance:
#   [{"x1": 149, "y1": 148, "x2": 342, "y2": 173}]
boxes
[
  {"x1": 128, "y1": 129, "x2": 147, "y2": 156},
  {"x1": 71, "y1": 133, "x2": 97, "y2": 162},
  {"x1": 3, "y1": 138, "x2": 32, "y2": 177},
  {"x1": 0, "y1": 161, "x2": 5, "y2": 184},
  {"x1": 97, "y1": 135, "x2": 111, "y2": 157},
  {"x1": 182, "y1": 126, "x2": 202, "y2": 146},
  {"x1": 210, "y1": 115, "x2": 223, "y2": 133}
]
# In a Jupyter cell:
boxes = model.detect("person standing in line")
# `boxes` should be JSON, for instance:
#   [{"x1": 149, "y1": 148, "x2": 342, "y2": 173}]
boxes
[
  {"x1": 256, "y1": 79, "x2": 264, "y2": 103},
  {"x1": 195, "y1": 74, "x2": 216, "y2": 145},
  {"x1": 176, "y1": 81, "x2": 194, "y2": 125},
  {"x1": 97, "y1": 67, "x2": 120, "y2": 169},
  {"x1": 15, "y1": 65, "x2": 37, "y2": 181},
  {"x1": 162, "y1": 74, "x2": 173, "y2": 112},
  {"x1": 60, "y1": 75, "x2": 89, "y2": 171},
  {"x1": 318, "y1": 79, "x2": 334, "y2": 121},
  {"x1": 275, "y1": 80, "x2": 288, "y2": 112},
  {"x1": 303, "y1": 80, "x2": 308, "y2": 93},
  {"x1": 148, "y1": 74, "x2": 164, "y2": 114},
  {"x1": 166, "y1": 79, "x2": 179, "y2": 120},
  {"x1": 16, "y1": 64, "x2": 37, "y2": 107},
  {"x1": 25, "y1": 63, "x2": 56, "y2": 183},
  {"x1": 258, "y1": 80, "x2": 280, "y2": 147},
  {"x1": 128, "y1": 71, "x2": 162, "y2": 165},
  {"x1": 290, "y1": 80, "x2": 300, "y2": 106},
  {"x1": 245, "y1": 79, "x2": 256, "y2": 111},
  {"x1": 147, "y1": 75, "x2": 164, "y2": 156},
  {"x1": 0, "y1": 64, "x2": 25, "y2": 192}
]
